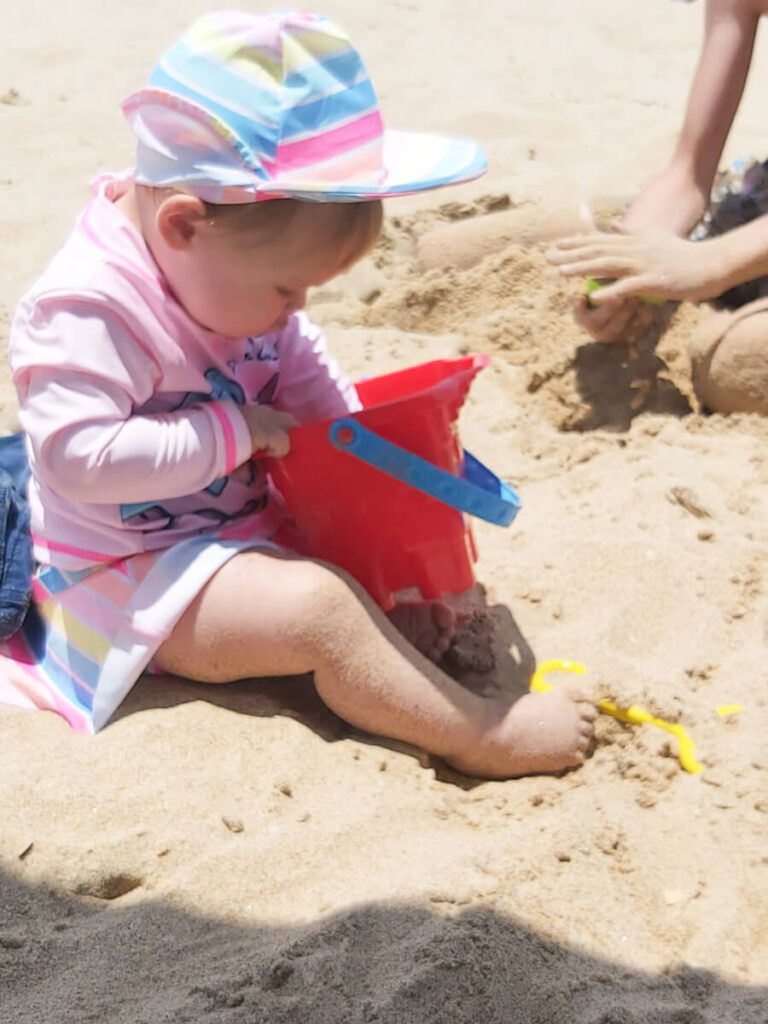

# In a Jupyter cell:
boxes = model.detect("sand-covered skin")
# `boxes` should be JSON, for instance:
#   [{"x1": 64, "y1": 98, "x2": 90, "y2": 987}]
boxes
[{"x1": 2, "y1": 1, "x2": 768, "y2": 1021}]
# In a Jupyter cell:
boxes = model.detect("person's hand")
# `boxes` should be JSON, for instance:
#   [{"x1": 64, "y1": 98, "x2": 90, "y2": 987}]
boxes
[
  {"x1": 549, "y1": 203, "x2": 644, "y2": 343},
  {"x1": 571, "y1": 291, "x2": 641, "y2": 343},
  {"x1": 547, "y1": 225, "x2": 724, "y2": 305},
  {"x1": 241, "y1": 405, "x2": 298, "y2": 458}
]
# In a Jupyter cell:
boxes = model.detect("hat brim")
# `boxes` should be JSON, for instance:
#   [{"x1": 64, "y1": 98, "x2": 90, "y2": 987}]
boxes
[
  {"x1": 257, "y1": 129, "x2": 487, "y2": 201},
  {"x1": 125, "y1": 87, "x2": 486, "y2": 203}
]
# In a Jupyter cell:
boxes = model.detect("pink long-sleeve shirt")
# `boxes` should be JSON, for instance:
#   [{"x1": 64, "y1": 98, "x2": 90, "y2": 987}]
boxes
[{"x1": 9, "y1": 174, "x2": 360, "y2": 571}]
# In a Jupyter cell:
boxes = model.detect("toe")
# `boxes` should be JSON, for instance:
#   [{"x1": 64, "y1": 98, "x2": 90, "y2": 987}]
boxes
[
  {"x1": 432, "y1": 603, "x2": 457, "y2": 634},
  {"x1": 570, "y1": 691, "x2": 598, "y2": 721},
  {"x1": 425, "y1": 643, "x2": 444, "y2": 664},
  {"x1": 582, "y1": 714, "x2": 597, "y2": 735},
  {"x1": 440, "y1": 630, "x2": 456, "y2": 653}
]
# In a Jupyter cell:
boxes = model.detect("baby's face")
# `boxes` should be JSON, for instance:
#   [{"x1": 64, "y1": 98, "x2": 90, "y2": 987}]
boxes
[{"x1": 171, "y1": 222, "x2": 344, "y2": 338}]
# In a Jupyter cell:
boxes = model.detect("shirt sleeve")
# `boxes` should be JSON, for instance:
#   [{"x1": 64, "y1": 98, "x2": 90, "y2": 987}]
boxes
[
  {"x1": 11, "y1": 299, "x2": 253, "y2": 503},
  {"x1": 274, "y1": 311, "x2": 362, "y2": 424}
]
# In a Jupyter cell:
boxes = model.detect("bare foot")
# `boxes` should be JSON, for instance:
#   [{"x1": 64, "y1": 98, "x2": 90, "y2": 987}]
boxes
[
  {"x1": 446, "y1": 689, "x2": 597, "y2": 779},
  {"x1": 387, "y1": 600, "x2": 459, "y2": 663}
]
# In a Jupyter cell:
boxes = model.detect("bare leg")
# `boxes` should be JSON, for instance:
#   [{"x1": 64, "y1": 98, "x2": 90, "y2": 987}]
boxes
[
  {"x1": 690, "y1": 298, "x2": 768, "y2": 414},
  {"x1": 154, "y1": 550, "x2": 596, "y2": 779}
]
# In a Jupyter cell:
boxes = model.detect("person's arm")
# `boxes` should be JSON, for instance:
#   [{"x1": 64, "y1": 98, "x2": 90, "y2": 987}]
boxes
[
  {"x1": 551, "y1": 0, "x2": 762, "y2": 338},
  {"x1": 271, "y1": 311, "x2": 362, "y2": 424},
  {"x1": 623, "y1": 0, "x2": 760, "y2": 235},
  {"x1": 11, "y1": 301, "x2": 271, "y2": 503}
]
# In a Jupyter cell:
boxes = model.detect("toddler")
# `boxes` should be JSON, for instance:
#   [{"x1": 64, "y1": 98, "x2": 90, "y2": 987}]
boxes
[{"x1": 0, "y1": 11, "x2": 595, "y2": 778}]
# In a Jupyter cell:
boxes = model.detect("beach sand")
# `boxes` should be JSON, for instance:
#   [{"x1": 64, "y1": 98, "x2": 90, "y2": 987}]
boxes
[{"x1": 2, "y1": 1, "x2": 768, "y2": 1020}]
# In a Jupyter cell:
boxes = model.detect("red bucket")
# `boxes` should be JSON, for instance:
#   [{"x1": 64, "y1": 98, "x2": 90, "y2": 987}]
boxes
[{"x1": 266, "y1": 355, "x2": 519, "y2": 610}]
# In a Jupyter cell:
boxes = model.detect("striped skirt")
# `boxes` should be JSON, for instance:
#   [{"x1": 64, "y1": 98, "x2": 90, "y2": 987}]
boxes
[{"x1": 0, "y1": 534, "x2": 274, "y2": 733}]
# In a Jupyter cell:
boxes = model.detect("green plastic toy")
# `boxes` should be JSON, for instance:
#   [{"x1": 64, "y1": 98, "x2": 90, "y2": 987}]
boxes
[{"x1": 585, "y1": 276, "x2": 665, "y2": 308}]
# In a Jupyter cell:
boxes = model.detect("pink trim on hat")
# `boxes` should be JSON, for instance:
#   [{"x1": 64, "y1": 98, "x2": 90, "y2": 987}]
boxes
[{"x1": 266, "y1": 109, "x2": 384, "y2": 178}]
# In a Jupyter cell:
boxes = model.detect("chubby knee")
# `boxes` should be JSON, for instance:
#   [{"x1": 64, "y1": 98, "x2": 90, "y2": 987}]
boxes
[
  {"x1": 263, "y1": 554, "x2": 365, "y2": 656},
  {"x1": 690, "y1": 301, "x2": 768, "y2": 414}
]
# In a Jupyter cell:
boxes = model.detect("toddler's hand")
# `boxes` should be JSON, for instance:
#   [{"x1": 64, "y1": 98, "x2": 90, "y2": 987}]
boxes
[{"x1": 242, "y1": 405, "x2": 298, "y2": 458}]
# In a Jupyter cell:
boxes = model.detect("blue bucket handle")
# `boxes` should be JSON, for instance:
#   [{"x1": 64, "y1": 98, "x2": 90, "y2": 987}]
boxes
[{"x1": 328, "y1": 418, "x2": 521, "y2": 527}]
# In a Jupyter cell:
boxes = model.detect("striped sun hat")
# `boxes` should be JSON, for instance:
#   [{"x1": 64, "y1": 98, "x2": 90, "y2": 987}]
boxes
[{"x1": 122, "y1": 10, "x2": 487, "y2": 203}]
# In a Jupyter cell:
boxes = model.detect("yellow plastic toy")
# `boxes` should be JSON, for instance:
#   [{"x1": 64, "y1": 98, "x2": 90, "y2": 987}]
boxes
[{"x1": 530, "y1": 659, "x2": 702, "y2": 774}]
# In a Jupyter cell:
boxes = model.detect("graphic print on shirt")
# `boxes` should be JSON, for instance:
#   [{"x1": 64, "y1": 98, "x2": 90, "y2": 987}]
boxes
[
  {"x1": 120, "y1": 338, "x2": 280, "y2": 529},
  {"x1": 176, "y1": 367, "x2": 247, "y2": 412}
]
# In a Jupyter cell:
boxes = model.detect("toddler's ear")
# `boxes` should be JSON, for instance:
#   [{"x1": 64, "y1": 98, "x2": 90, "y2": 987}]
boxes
[{"x1": 156, "y1": 193, "x2": 208, "y2": 249}]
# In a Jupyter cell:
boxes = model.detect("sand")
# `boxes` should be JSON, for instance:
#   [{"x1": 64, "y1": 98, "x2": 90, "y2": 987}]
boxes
[{"x1": 2, "y1": 1, "x2": 768, "y2": 1021}]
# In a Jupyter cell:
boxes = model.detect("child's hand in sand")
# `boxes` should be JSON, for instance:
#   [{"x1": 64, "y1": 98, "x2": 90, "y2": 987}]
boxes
[
  {"x1": 551, "y1": 204, "x2": 645, "y2": 343},
  {"x1": 548, "y1": 225, "x2": 725, "y2": 305},
  {"x1": 242, "y1": 405, "x2": 298, "y2": 458},
  {"x1": 572, "y1": 291, "x2": 641, "y2": 344}
]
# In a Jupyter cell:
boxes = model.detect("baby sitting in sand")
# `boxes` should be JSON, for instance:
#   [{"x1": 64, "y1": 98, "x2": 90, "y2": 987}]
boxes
[{"x1": 0, "y1": 11, "x2": 595, "y2": 778}]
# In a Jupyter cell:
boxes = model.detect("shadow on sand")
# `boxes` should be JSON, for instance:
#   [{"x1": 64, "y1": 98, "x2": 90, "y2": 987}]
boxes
[
  {"x1": 566, "y1": 305, "x2": 693, "y2": 432},
  {"x1": 1, "y1": 864, "x2": 765, "y2": 1023}
]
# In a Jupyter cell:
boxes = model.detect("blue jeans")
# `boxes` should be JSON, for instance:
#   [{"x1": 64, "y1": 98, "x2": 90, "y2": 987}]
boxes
[{"x1": 0, "y1": 433, "x2": 33, "y2": 640}]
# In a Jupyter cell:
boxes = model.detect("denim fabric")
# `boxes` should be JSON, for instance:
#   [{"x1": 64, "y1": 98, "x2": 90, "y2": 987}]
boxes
[{"x1": 0, "y1": 433, "x2": 33, "y2": 640}]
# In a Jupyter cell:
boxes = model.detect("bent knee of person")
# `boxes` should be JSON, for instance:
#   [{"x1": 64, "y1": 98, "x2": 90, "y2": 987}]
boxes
[
  {"x1": 690, "y1": 300, "x2": 768, "y2": 415},
  {"x1": 253, "y1": 551, "x2": 364, "y2": 640},
  {"x1": 272, "y1": 557, "x2": 376, "y2": 666},
  {"x1": 291, "y1": 556, "x2": 360, "y2": 615}
]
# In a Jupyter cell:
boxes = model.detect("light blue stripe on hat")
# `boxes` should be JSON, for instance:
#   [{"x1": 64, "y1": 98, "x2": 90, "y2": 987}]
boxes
[
  {"x1": 150, "y1": 58, "x2": 278, "y2": 127},
  {"x1": 281, "y1": 78, "x2": 379, "y2": 140},
  {"x1": 149, "y1": 64, "x2": 279, "y2": 164},
  {"x1": 158, "y1": 38, "x2": 367, "y2": 129},
  {"x1": 427, "y1": 142, "x2": 488, "y2": 186},
  {"x1": 284, "y1": 47, "x2": 366, "y2": 94},
  {"x1": 159, "y1": 38, "x2": 281, "y2": 103},
  {"x1": 157, "y1": 41, "x2": 377, "y2": 151},
  {"x1": 153, "y1": 41, "x2": 280, "y2": 117}
]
